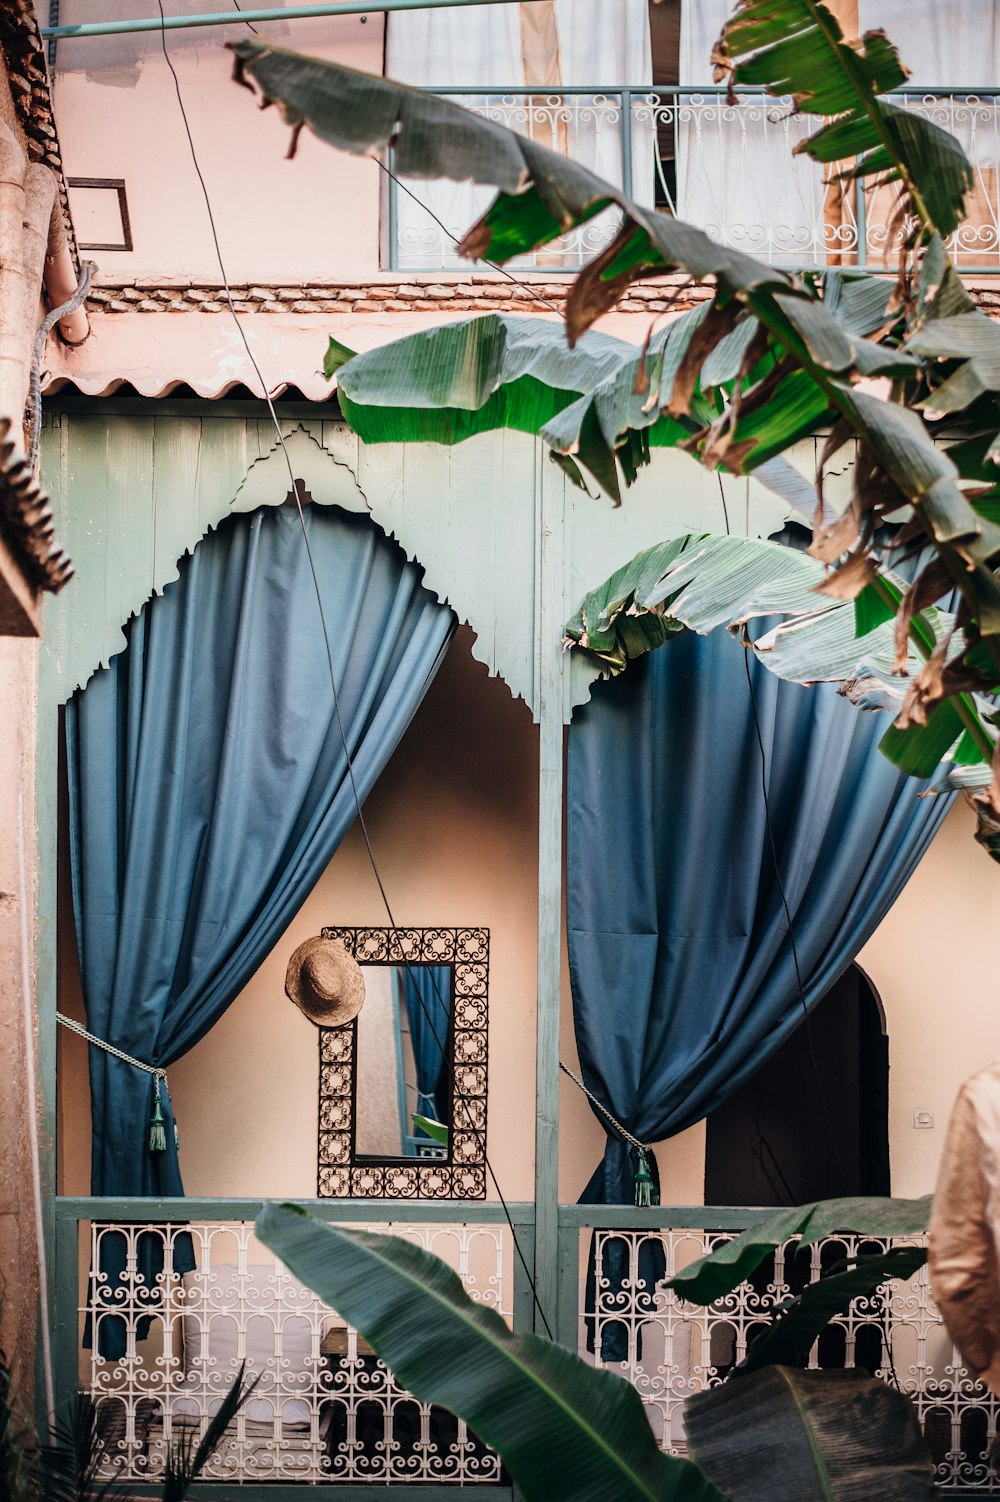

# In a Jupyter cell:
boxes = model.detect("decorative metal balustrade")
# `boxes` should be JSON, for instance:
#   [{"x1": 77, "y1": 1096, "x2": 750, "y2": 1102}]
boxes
[
  {"x1": 54, "y1": 1199, "x2": 529, "y2": 1495},
  {"x1": 54, "y1": 1199, "x2": 993, "y2": 1496},
  {"x1": 572, "y1": 1209, "x2": 997, "y2": 1494},
  {"x1": 386, "y1": 85, "x2": 1000, "y2": 274}
]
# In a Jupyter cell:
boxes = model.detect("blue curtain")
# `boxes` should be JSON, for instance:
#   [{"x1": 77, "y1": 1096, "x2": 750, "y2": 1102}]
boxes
[
  {"x1": 568, "y1": 628, "x2": 953, "y2": 1354},
  {"x1": 404, "y1": 965, "x2": 452, "y2": 1128},
  {"x1": 66, "y1": 505, "x2": 455, "y2": 1355}
]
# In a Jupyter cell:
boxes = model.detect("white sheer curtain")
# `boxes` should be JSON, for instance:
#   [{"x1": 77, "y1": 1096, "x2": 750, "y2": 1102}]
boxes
[
  {"x1": 386, "y1": 1, "x2": 653, "y2": 270},
  {"x1": 385, "y1": 6, "x2": 522, "y2": 269},
  {"x1": 858, "y1": 1, "x2": 1000, "y2": 264},
  {"x1": 677, "y1": 0, "x2": 823, "y2": 263}
]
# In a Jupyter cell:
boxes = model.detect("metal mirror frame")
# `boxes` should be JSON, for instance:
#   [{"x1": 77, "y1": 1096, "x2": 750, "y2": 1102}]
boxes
[{"x1": 317, "y1": 926, "x2": 489, "y2": 1199}]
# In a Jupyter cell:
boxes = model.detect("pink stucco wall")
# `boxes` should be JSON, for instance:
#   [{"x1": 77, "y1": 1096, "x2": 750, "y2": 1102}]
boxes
[{"x1": 53, "y1": 5, "x2": 386, "y2": 284}]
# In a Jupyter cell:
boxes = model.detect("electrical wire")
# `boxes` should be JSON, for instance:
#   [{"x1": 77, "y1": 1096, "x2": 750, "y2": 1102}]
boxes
[
  {"x1": 229, "y1": 6, "x2": 647, "y2": 1176},
  {"x1": 374, "y1": 157, "x2": 562, "y2": 313},
  {"x1": 155, "y1": 1, "x2": 553, "y2": 1337},
  {"x1": 717, "y1": 474, "x2": 848, "y2": 1194}
]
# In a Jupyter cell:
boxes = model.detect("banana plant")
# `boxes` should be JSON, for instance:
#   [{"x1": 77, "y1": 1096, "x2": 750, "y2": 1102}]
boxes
[
  {"x1": 230, "y1": 2, "x2": 1000, "y2": 859},
  {"x1": 255, "y1": 1202, "x2": 937, "y2": 1501},
  {"x1": 562, "y1": 530, "x2": 995, "y2": 781}
]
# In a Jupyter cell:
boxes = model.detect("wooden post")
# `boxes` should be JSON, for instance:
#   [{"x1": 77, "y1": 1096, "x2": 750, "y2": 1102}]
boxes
[{"x1": 533, "y1": 446, "x2": 564, "y2": 1335}]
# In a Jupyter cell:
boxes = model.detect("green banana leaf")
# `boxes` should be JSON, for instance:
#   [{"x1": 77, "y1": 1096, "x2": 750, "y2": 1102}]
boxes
[
  {"x1": 910, "y1": 310, "x2": 1000, "y2": 414},
  {"x1": 229, "y1": 34, "x2": 925, "y2": 380},
  {"x1": 564, "y1": 532, "x2": 947, "y2": 685},
  {"x1": 255, "y1": 1204, "x2": 723, "y2": 1502},
  {"x1": 719, "y1": 0, "x2": 972, "y2": 237},
  {"x1": 230, "y1": 25, "x2": 993, "y2": 568},
  {"x1": 411, "y1": 1114, "x2": 448, "y2": 1146},
  {"x1": 228, "y1": 26, "x2": 987, "y2": 535},
  {"x1": 563, "y1": 531, "x2": 994, "y2": 777},
  {"x1": 231, "y1": 11, "x2": 1000, "y2": 852},
  {"x1": 332, "y1": 314, "x2": 635, "y2": 449},
  {"x1": 737, "y1": 1245, "x2": 928, "y2": 1374},
  {"x1": 685, "y1": 1366, "x2": 935, "y2": 1500},
  {"x1": 667, "y1": 1195, "x2": 932, "y2": 1306}
]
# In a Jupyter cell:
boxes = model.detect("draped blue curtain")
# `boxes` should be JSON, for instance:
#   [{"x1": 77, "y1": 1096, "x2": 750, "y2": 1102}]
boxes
[
  {"x1": 66, "y1": 505, "x2": 455, "y2": 1355},
  {"x1": 568, "y1": 628, "x2": 953, "y2": 1354},
  {"x1": 404, "y1": 965, "x2": 452, "y2": 1127}
]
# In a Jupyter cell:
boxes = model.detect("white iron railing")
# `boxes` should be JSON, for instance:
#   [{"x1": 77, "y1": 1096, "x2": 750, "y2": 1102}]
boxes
[
  {"x1": 55, "y1": 1200, "x2": 993, "y2": 1494},
  {"x1": 583, "y1": 1222, "x2": 996, "y2": 1493},
  {"x1": 385, "y1": 85, "x2": 1000, "y2": 274},
  {"x1": 55, "y1": 1199, "x2": 526, "y2": 1493}
]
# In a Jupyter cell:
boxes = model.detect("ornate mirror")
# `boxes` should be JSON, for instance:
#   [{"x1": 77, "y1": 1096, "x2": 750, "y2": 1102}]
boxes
[{"x1": 317, "y1": 927, "x2": 489, "y2": 1199}]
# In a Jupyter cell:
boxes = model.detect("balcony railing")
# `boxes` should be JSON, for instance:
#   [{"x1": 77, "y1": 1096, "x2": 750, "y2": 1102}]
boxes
[
  {"x1": 385, "y1": 85, "x2": 1000, "y2": 274},
  {"x1": 55, "y1": 1198, "x2": 995, "y2": 1496}
]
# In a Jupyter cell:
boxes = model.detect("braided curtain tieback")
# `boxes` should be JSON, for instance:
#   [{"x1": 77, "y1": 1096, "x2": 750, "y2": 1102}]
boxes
[
  {"x1": 56, "y1": 1012, "x2": 178, "y2": 1152},
  {"x1": 558, "y1": 1061, "x2": 659, "y2": 1207}
]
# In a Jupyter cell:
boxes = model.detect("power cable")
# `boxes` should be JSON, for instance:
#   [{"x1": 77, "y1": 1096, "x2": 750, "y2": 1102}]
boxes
[
  {"x1": 154, "y1": 0, "x2": 553, "y2": 1337},
  {"x1": 717, "y1": 474, "x2": 848, "y2": 1194},
  {"x1": 373, "y1": 157, "x2": 562, "y2": 312},
  {"x1": 229, "y1": 0, "x2": 261, "y2": 33},
  {"x1": 225, "y1": 5, "x2": 654, "y2": 1183}
]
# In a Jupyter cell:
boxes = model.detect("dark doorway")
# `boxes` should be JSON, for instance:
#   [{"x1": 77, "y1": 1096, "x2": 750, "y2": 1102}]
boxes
[
  {"x1": 704, "y1": 965, "x2": 890, "y2": 1205},
  {"x1": 648, "y1": 0, "x2": 680, "y2": 208}
]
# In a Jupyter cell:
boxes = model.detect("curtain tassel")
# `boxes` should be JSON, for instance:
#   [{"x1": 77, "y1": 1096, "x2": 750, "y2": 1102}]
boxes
[
  {"x1": 149, "y1": 1075, "x2": 167, "y2": 1153},
  {"x1": 634, "y1": 1146, "x2": 659, "y2": 1208}
]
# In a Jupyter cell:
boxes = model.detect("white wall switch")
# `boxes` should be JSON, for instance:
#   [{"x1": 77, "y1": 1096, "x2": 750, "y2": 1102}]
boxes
[{"x1": 913, "y1": 1108, "x2": 934, "y2": 1130}]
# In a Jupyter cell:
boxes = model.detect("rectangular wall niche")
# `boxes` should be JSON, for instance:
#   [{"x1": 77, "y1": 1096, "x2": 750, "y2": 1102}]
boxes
[
  {"x1": 66, "y1": 178, "x2": 133, "y2": 252},
  {"x1": 317, "y1": 927, "x2": 489, "y2": 1199}
]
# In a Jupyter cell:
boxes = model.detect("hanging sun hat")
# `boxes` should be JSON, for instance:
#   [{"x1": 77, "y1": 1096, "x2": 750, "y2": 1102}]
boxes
[{"x1": 284, "y1": 935, "x2": 366, "y2": 1029}]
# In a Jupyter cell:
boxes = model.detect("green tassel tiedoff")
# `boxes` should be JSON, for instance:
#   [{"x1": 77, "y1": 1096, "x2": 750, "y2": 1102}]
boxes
[
  {"x1": 149, "y1": 1077, "x2": 167, "y2": 1153},
  {"x1": 149, "y1": 1073, "x2": 180, "y2": 1153},
  {"x1": 634, "y1": 1146, "x2": 659, "y2": 1208}
]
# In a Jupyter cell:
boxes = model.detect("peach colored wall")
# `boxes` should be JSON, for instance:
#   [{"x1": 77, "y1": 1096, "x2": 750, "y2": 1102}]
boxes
[
  {"x1": 52, "y1": 3, "x2": 386, "y2": 285},
  {"x1": 0, "y1": 637, "x2": 41, "y2": 1388},
  {"x1": 858, "y1": 798, "x2": 1000, "y2": 1199}
]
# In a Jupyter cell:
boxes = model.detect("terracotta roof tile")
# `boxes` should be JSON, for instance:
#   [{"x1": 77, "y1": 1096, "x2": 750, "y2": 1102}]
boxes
[
  {"x1": 0, "y1": 417, "x2": 72, "y2": 594},
  {"x1": 0, "y1": 0, "x2": 78, "y2": 267}
]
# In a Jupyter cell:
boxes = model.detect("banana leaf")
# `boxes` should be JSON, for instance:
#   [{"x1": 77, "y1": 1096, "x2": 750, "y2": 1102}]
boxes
[
  {"x1": 255, "y1": 1204, "x2": 723, "y2": 1502},
  {"x1": 685, "y1": 1366, "x2": 935, "y2": 1501},
  {"x1": 910, "y1": 310, "x2": 1000, "y2": 415},
  {"x1": 229, "y1": 31, "x2": 983, "y2": 546},
  {"x1": 411, "y1": 1113, "x2": 448, "y2": 1146},
  {"x1": 667, "y1": 1195, "x2": 932, "y2": 1306},
  {"x1": 231, "y1": 13, "x2": 1000, "y2": 843},
  {"x1": 230, "y1": 29, "x2": 991, "y2": 558},
  {"x1": 719, "y1": 0, "x2": 973, "y2": 238},
  {"x1": 737, "y1": 1245, "x2": 928, "y2": 1374},
  {"x1": 564, "y1": 532, "x2": 948, "y2": 686},
  {"x1": 332, "y1": 314, "x2": 634, "y2": 449}
]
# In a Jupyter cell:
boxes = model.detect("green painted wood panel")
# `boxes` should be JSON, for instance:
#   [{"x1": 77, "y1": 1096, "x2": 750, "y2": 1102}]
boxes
[{"x1": 40, "y1": 409, "x2": 810, "y2": 714}]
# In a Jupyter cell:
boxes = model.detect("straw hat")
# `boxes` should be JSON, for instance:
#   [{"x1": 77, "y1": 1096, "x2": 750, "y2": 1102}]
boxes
[{"x1": 285, "y1": 936, "x2": 365, "y2": 1029}]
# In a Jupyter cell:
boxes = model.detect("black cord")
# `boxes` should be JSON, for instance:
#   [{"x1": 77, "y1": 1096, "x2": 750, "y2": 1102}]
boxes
[
  {"x1": 374, "y1": 156, "x2": 563, "y2": 313},
  {"x1": 717, "y1": 476, "x2": 848, "y2": 1194},
  {"x1": 229, "y1": 0, "x2": 260, "y2": 34},
  {"x1": 228, "y1": 4, "x2": 631, "y2": 1190},
  {"x1": 155, "y1": 1, "x2": 553, "y2": 1341}
]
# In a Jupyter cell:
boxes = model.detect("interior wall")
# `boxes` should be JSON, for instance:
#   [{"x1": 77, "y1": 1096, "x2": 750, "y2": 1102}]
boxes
[
  {"x1": 57, "y1": 641, "x2": 999, "y2": 1212},
  {"x1": 858, "y1": 797, "x2": 1000, "y2": 1199}
]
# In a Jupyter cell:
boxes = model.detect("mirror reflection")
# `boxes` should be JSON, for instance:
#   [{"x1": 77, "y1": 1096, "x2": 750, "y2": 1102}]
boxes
[{"x1": 354, "y1": 964, "x2": 452, "y2": 1159}]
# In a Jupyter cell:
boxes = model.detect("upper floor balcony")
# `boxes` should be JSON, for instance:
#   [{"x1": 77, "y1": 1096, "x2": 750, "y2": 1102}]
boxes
[
  {"x1": 385, "y1": 83, "x2": 1000, "y2": 274},
  {"x1": 50, "y1": 5, "x2": 1000, "y2": 304}
]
